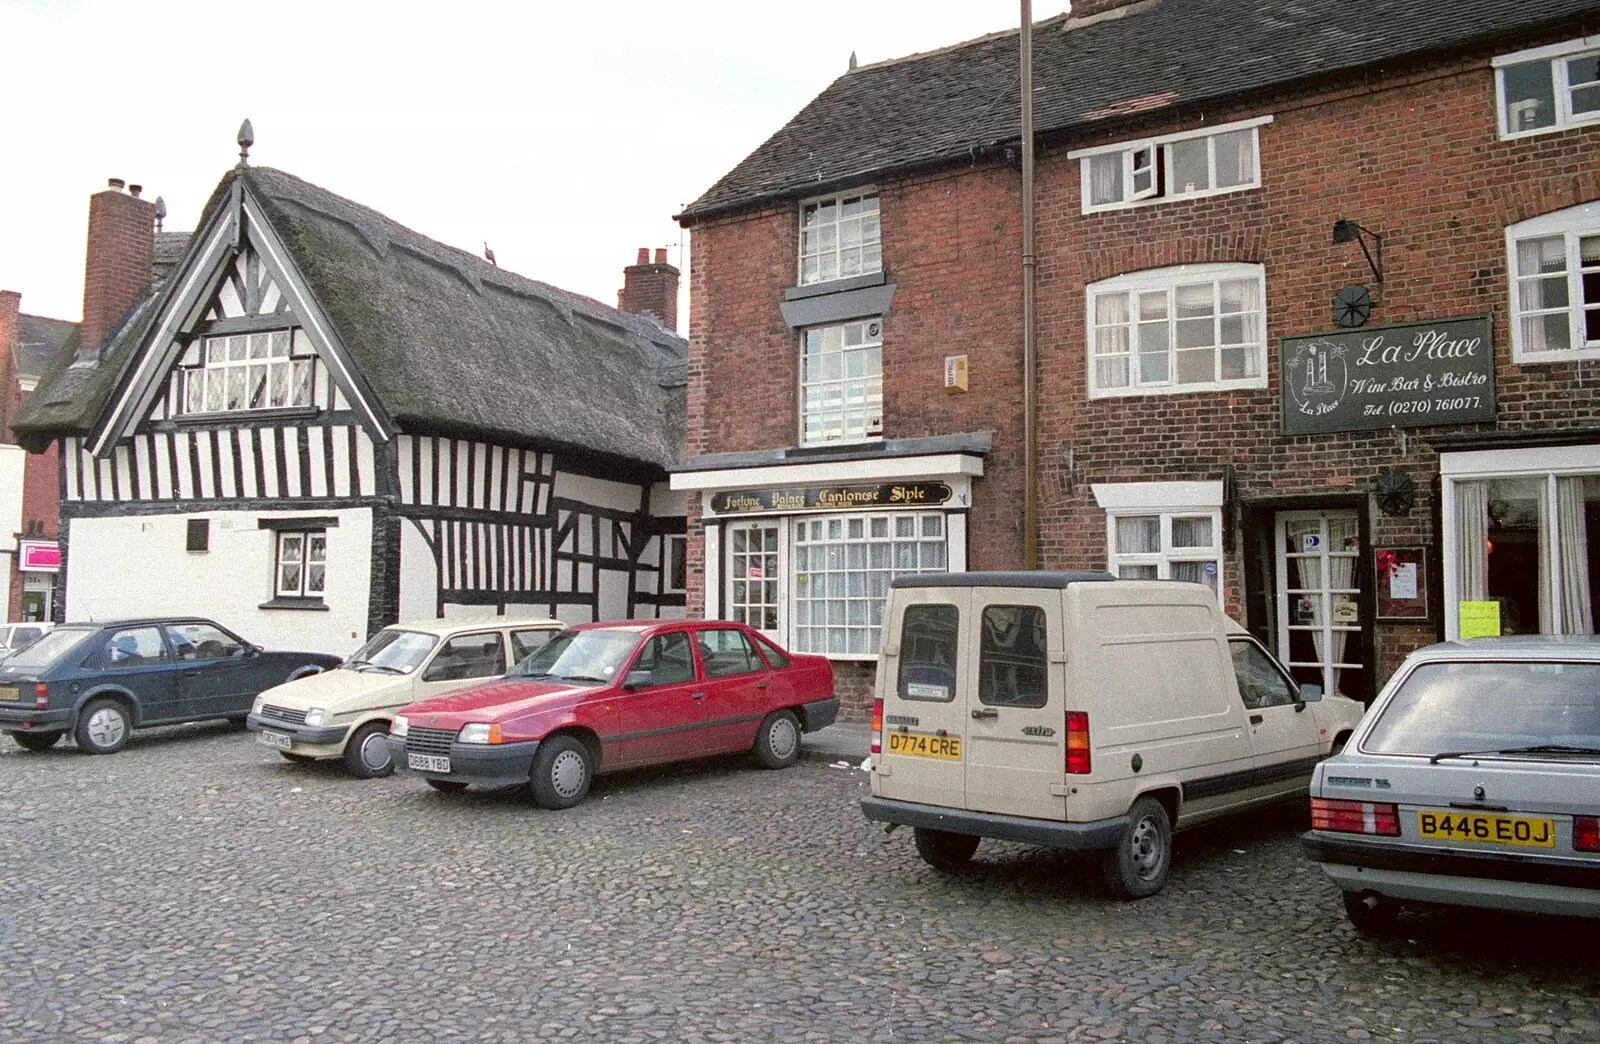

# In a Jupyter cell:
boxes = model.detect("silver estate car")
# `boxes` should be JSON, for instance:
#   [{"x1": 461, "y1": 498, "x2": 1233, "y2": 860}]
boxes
[{"x1": 1302, "y1": 637, "x2": 1600, "y2": 932}]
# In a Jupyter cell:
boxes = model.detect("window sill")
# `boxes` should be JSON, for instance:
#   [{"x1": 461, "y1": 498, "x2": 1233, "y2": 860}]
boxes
[
  {"x1": 163, "y1": 405, "x2": 322, "y2": 428},
  {"x1": 1081, "y1": 182, "x2": 1260, "y2": 216},
  {"x1": 784, "y1": 271, "x2": 887, "y2": 302},
  {"x1": 259, "y1": 597, "x2": 329, "y2": 611},
  {"x1": 1513, "y1": 346, "x2": 1600, "y2": 365},
  {"x1": 1497, "y1": 113, "x2": 1600, "y2": 142},
  {"x1": 1088, "y1": 377, "x2": 1268, "y2": 400}
]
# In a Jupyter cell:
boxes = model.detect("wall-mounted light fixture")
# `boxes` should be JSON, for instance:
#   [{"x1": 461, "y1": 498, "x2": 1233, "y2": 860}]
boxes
[{"x1": 1332, "y1": 219, "x2": 1384, "y2": 284}]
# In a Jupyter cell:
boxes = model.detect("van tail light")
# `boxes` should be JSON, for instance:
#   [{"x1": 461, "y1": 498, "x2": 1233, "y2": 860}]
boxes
[
  {"x1": 34, "y1": 683, "x2": 48, "y2": 709},
  {"x1": 1575, "y1": 816, "x2": 1600, "y2": 853},
  {"x1": 870, "y1": 698, "x2": 883, "y2": 755},
  {"x1": 1311, "y1": 798, "x2": 1401, "y2": 837},
  {"x1": 1065, "y1": 712, "x2": 1090, "y2": 774}
]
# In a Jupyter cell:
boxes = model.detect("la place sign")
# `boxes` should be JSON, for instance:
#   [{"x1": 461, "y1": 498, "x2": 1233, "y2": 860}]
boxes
[{"x1": 1281, "y1": 316, "x2": 1495, "y2": 436}]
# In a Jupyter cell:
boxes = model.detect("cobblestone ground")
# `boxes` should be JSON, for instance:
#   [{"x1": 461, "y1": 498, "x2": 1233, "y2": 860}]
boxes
[{"x1": 2, "y1": 724, "x2": 1597, "y2": 1044}]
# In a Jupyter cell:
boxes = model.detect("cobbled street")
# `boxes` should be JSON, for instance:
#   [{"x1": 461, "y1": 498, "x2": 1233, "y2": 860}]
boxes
[{"x1": 2, "y1": 725, "x2": 1597, "y2": 1044}]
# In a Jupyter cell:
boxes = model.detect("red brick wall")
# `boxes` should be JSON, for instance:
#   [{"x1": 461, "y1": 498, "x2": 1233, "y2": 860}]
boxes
[
  {"x1": 685, "y1": 35, "x2": 1600, "y2": 710},
  {"x1": 618, "y1": 248, "x2": 680, "y2": 331},
  {"x1": 0, "y1": 291, "x2": 62, "y2": 621}
]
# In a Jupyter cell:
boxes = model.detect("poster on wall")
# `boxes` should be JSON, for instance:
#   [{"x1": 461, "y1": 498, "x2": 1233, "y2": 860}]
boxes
[
  {"x1": 1374, "y1": 547, "x2": 1427, "y2": 621},
  {"x1": 1280, "y1": 316, "x2": 1495, "y2": 435}
]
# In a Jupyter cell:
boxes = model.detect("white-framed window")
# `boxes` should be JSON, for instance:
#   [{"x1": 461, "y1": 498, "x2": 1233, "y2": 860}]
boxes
[
  {"x1": 1494, "y1": 35, "x2": 1600, "y2": 139},
  {"x1": 1441, "y1": 444, "x2": 1600, "y2": 639},
  {"x1": 1087, "y1": 263, "x2": 1267, "y2": 398},
  {"x1": 1093, "y1": 481, "x2": 1224, "y2": 604},
  {"x1": 184, "y1": 331, "x2": 312, "y2": 414},
  {"x1": 799, "y1": 191, "x2": 881, "y2": 285},
  {"x1": 1070, "y1": 117, "x2": 1270, "y2": 214},
  {"x1": 800, "y1": 319, "x2": 884, "y2": 445},
  {"x1": 793, "y1": 512, "x2": 948, "y2": 657},
  {"x1": 275, "y1": 530, "x2": 327, "y2": 598},
  {"x1": 1507, "y1": 202, "x2": 1600, "y2": 362}
]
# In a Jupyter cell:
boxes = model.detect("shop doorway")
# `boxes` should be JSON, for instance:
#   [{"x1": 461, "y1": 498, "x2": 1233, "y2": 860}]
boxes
[
  {"x1": 1274, "y1": 510, "x2": 1369, "y2": 700},
  {"x1": 21, "y1": 572, "x2": 55, "y2": 622},
  {"x1": 725, "y1": 521, "x2": 783, "y2": 641}
]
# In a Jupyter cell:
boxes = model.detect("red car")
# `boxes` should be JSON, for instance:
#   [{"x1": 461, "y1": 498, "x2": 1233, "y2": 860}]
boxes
[{"x1": 385, "y1": 620, "x2": 837, "y2": 808}]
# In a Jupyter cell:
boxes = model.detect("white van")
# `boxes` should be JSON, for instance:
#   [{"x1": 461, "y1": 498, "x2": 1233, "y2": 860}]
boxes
[{"x1": 860, "y1": 572, "x2": 1364, "y2": 898}]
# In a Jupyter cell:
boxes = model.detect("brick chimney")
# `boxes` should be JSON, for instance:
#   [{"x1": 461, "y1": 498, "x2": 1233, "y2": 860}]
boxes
[
  {"x1": 80, "y1": 178, "x2": 157, "y2": 354},
  {"x1": 0, "y1": 290, "x2": 20, "y2": 435},
  {"x1": 617, "y1": 247, "x2": 679, "y2": 332}
]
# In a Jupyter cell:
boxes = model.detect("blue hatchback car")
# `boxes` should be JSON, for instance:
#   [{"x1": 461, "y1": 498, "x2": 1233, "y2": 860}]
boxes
[{"x1": 0, "y1": 618, "x2": 341, "y2": 754}]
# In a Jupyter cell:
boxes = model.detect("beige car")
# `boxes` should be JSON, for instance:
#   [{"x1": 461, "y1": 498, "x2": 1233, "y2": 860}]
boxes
[
  {"x1": 245, "y1": 616, "x2": 564, "y2": 777},
  {"x1": 860, "y1": 572, "x2": 1365, "y2": 898}
]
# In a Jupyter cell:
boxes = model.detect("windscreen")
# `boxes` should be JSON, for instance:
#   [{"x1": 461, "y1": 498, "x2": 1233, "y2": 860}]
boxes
[
  {"x1": 508, "y1": 629, "x2": 640, "y2": 684},
  {"x1": 1364, "y1": 660, "x2": 1600, "y2": 757},
  {"x1": 345, "y1": 629, "x2": 437, "y2": 674},
  {"x1": 4, "y1": 628, "x2": 93, "y2": 672}
]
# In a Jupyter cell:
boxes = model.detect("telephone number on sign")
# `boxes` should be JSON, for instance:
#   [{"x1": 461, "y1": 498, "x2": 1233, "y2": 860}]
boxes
[{"x1": 1375, "y1": 397, "x2": 1483, "y2": 417}]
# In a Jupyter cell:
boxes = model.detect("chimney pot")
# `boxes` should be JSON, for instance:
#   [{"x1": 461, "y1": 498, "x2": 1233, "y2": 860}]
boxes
[
  {"x1": 107, "y1": 178, "x2": 125, "y2": 190},
  {"x1": 128, "y1": 184, "x2": 142, "y2": 198},
  {"x1": 654, "y1": 248, "x2": 668, "y2": 264},
  {"x1": 80, "y1": 181, "x2": 158, "y2": 356},
  {"x1": 636, "y1": 248, "x2": 650, "y2": 265}
]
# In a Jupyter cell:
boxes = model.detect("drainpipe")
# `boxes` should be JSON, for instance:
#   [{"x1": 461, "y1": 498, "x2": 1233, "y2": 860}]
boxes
[{"x1": 1020, "y1": 0, "x2": 1039, "y2": 569}]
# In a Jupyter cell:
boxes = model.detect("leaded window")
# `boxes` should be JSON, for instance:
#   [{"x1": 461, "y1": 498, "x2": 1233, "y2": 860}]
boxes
[{"x1": 184, "y1": 331, "x2": 312, "y2": 414}]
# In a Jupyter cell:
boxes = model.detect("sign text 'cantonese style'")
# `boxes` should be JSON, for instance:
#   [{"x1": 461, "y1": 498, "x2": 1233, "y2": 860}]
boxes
[{"x1": 1280, "y1": 317, "x2": 1495, "y2": 436}]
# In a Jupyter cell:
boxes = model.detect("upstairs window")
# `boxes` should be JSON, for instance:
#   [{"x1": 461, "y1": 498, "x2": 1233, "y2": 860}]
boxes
[
  {"x1": 799, "y1": 191, "x2": 880, "y2": 285},
  {"x1": 1495, "y1": 36, "x2": 1600, "y2": 138},
  {"x1": 1087, "y1": 264, "x2": 1267, "y2": 398},
  {"x1": 1072, "y1": 118, "x2": 1269, "y2": 213},
  {"x1": 184, "y1": 331, "x2": 312, "y2": 414},
  {"x1": 1507, "y1": 202, "x2": 1600, "y2": 363},
  {"x1": 800, "y1": 319, "x2": 883, "y2": 444}
]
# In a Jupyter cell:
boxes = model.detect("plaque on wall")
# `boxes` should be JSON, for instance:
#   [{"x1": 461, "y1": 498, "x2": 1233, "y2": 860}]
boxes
[
  {"x1": 1280, "y1": 316, "x2": 1495, "y2": 436},
  {"x1": 1375, "y1": 546, "x2": 1428, "y2": 621}
]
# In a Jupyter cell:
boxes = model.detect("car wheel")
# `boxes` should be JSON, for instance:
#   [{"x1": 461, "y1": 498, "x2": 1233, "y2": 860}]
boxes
[
  {"x1": 425, "y1": 778, "x2": 468, "y2": 794},
  {"x1": 10, "y1": 729, "x2": 65, "y2": 752},
  {"x1": 225, "y1": 715, "x2": 250, "y2": 731},
  {"x1": 913, "y1": 828, "x2": 980, "y2": 872},
  {"x1": 74, "y1": 698, "x2": 132, "y2": 755},
  {"x1": 343, "y1": 721, "x2": 395, "y2": 779},
  {"x1": 279, "y1": 752, "x2": 315, "y2": 765},
  {"x1": 1342, "y1": 891, "x2": 1400, "y2": 935},
  {"x1": 528, "y1": 734, "x2": 593, "y2": 810},
  {"x1": 1102, "y1": 796, "x2": 1172, "y2": 900},
  {"x1": 751, "y1": 709, "x2": 801, "y2": 769}
]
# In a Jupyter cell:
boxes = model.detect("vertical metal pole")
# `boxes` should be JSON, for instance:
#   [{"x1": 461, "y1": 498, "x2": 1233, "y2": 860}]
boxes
[{"x1": 1020, "y1": 0, "x2": 1039, "y2": 569}]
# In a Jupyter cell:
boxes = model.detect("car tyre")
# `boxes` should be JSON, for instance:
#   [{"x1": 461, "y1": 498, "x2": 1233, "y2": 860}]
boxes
[
  {"x1": 74, "y1": 698, "x2": 132, "y2": 755},
  {"x1": 10, "y1": 730, "x2": 65, "y2": 752},
  {"x1": 225, "y1": 715, "x2": 250, "y2": 730},
  {"x1": 425, "y1": 778, "x2": 468, "y2": 793},
  {"x1": 913, "y1": 828, "x2": 980, "y2": 872},
  {"x1": 1102, "y1": 796, "x2": 1172, "y2": 900},
  {"x1": 343, "y1": 721, "x2": 395, "y2": 779},
  {"x1": 1342, "y1": 891, "x2": 1400, "y2": 936},
  {"x1": 279, "y1": 751, "x2": 316, "y2": 765},
  {"x1": 529, "y1": 733, "x2": 593, "y2": 810},
  {"x1": 751, "y1": 709, "x2": 802, "y2": 769}
]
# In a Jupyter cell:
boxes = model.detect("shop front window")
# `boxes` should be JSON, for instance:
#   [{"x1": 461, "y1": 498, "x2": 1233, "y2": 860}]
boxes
[
  {"x1": 1453, "y1": 474, "x2": 1600, "y2": 635},
  {"x1": 793, "y1": 512, "x2": 947, "y2": 656},
  {"x1": 1106, "y1": 509, "x2": 1222, "y2": 599}
]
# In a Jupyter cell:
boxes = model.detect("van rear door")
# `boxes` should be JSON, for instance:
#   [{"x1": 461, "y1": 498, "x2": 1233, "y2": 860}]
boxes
[
  {"x1": 877, "y1": 588, "x2": 969, "y2": 811},
  {"x1": 965, "y1": 590, "x2": 1065, "y2": 821}
]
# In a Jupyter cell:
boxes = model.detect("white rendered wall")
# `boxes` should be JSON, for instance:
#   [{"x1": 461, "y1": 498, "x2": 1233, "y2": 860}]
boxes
[
  {"x1": 397, "y1": 518, "x2": 439, "y2": 625},
  {"x1": 0, "y1": 445, "x2": 25, "y2": 621},
  {"x1": 65, "y1": 508, "x2": 373, "y2": 656}
]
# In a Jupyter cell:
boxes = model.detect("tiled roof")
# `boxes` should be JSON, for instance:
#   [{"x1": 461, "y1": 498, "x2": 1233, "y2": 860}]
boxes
[
  {"x1": 678, "y1": 0, "x2": 1600, "y2": 222},
  {"x1": 16, "y1": 313, "x2": 78, "y2": 383}
]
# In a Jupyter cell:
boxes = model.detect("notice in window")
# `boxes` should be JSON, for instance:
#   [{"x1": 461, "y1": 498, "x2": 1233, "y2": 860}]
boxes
[
  {"x1": 1459, "y1": 601, "x2": 1502, "y2": 639},
  {"x1": 1388, "y1": 562, "x2": 1418, "y2": 601}
]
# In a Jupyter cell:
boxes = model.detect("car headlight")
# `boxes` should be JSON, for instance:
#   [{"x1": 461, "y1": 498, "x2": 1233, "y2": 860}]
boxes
[
  {"x1": 457, "y1": 723, "x2": 502, "y2": 745},
  {"x1": 252, "y1": 695, "x2": 267, "y2": 715},
  {"x1": 391, "y1": 715, "x2": 409, "y2": 737},
  {"x1": 303, "y1": 708, "x2": 326, "y2": 727}
]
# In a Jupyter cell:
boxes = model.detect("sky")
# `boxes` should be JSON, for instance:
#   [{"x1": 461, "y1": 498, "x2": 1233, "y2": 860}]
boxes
[{"x1": 2, "y1": 0, "x2": 1069, "y2": 332}]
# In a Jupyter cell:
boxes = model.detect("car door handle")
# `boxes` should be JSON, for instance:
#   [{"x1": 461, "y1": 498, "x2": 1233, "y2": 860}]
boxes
[
  {"x1": 691, "y1": 692, "x2": 707, "y2": 700},
  {"x1": 1249, "y1": 714, "x2": 1264, "y2": 725},
  {"x1": 971, "y1": 708, "x2": 999, "y2": 720},
  {"x1": 755, "y1": 679, "x2": 769, "y2": 689}
]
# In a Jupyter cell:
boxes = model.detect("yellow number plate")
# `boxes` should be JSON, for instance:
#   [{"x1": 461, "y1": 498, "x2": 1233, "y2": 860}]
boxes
[
  {"x1": 886, "y1": 731, "x2": 962, "y2": 761},
  {"x1": 1416, "y1": 810, "x2": 1555, "y2": 848},
  {"x1": 0, "y1": 685, "x2": 18, "y2": 702}
]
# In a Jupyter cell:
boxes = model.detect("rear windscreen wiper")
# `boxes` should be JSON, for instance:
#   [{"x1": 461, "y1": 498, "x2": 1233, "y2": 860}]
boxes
[{"x1": 1432, "y1": 744, "x2": 1600, "y2": 763}]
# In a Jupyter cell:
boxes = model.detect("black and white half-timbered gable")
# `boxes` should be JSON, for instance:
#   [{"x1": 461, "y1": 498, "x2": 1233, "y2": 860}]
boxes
[{"x1": 15, "y1": 156, "x2": 688, "y2": 655}]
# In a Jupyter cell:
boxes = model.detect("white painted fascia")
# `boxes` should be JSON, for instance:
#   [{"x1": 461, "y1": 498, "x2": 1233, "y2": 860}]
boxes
[
  {"x1": 670, "y1": 452, "x2": 983, "y2": 492},
  {"x1": 1092, "y1": 480, "x2": 1223, "y2": 510},
  {"x1": 1440, "y1": 444, "x2": 1600, "y2": 477}
]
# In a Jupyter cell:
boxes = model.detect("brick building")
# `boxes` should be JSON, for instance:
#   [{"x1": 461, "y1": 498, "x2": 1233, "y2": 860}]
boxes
[{"x1": 673, "y1": 0, "x2": 1600, "y2": 716}]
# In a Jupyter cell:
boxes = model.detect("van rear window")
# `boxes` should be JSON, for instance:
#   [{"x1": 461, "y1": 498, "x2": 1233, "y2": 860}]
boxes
[
  {"x1": 898, "y1": 604, "x2": 958, "y2": 702},
  {"x1": 979, "y1": 605, "x2": 1048, "y2": 708}
]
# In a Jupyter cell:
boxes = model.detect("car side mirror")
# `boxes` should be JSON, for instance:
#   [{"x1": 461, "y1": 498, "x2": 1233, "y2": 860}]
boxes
[
  {"x1": 1299, "y1": 682, "x2": 1323, "y2": 703},
  {"x1": 622, "y1": 669, "x2": 652, "y2": 690}
]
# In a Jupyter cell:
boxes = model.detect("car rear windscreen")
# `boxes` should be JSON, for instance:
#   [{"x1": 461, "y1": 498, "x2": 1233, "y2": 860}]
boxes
[
  {"x1": 1364, "y1": 660, "x2": 1600, "y2": 757},
  {"x1": 4, "y1": 628, "x2": 94, "y2": 672}
]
